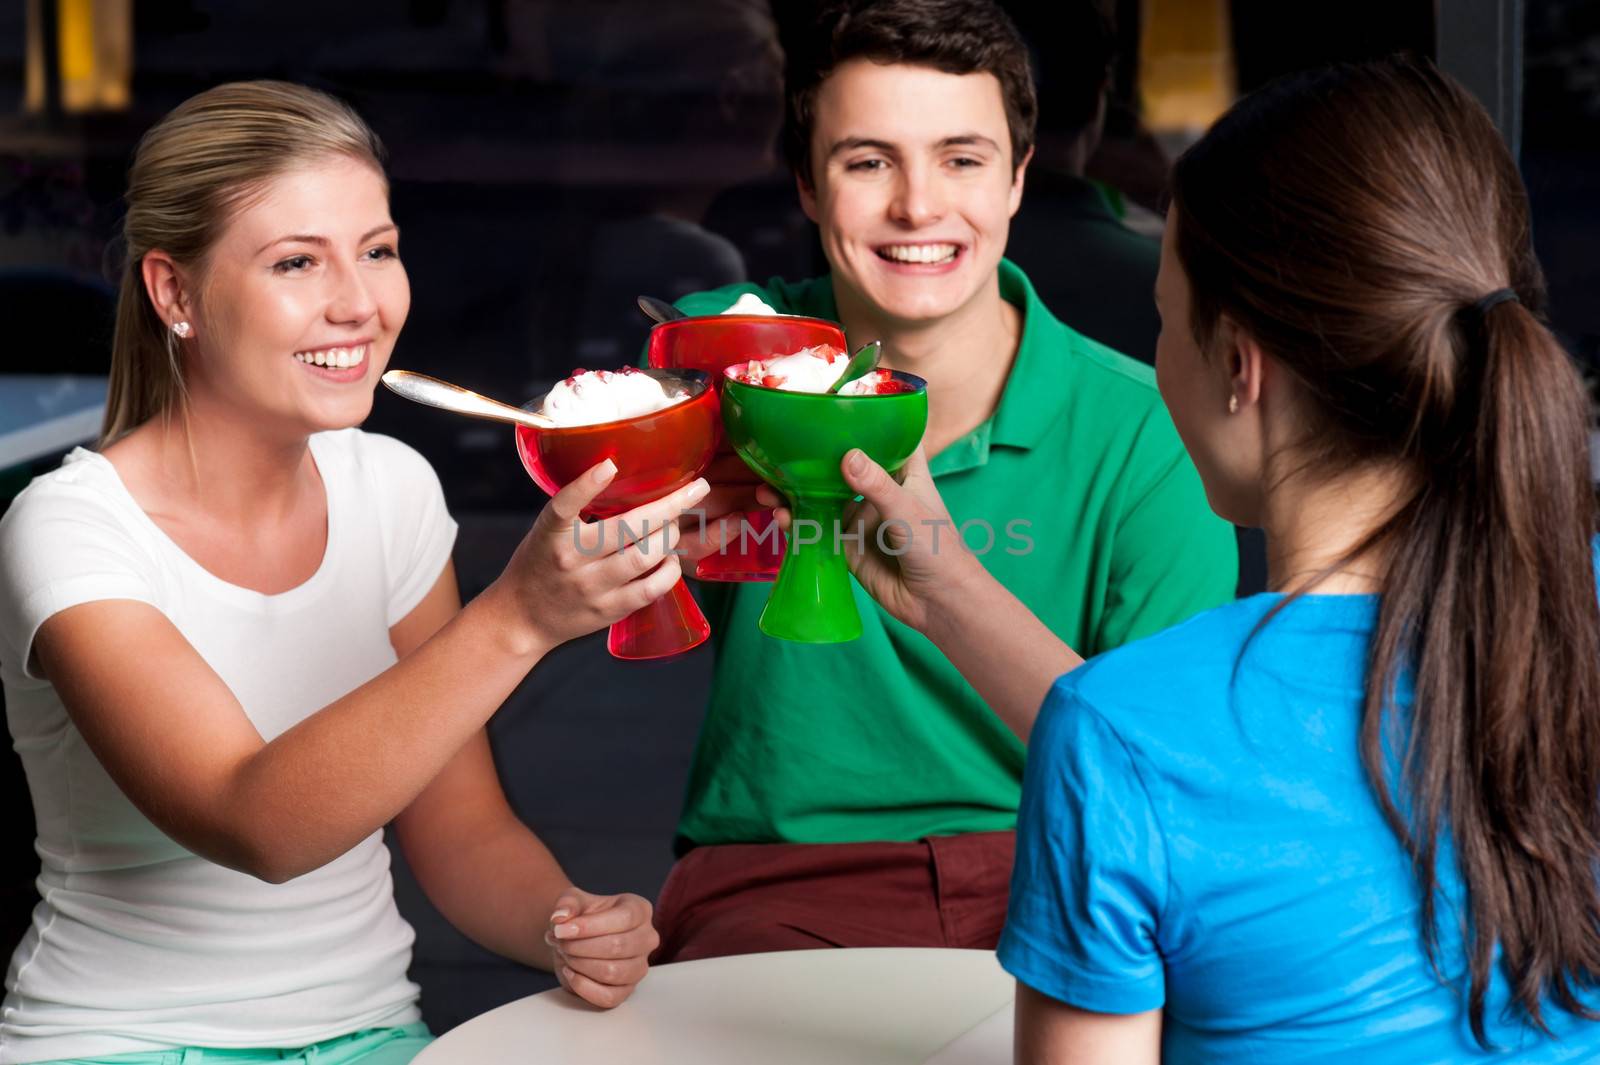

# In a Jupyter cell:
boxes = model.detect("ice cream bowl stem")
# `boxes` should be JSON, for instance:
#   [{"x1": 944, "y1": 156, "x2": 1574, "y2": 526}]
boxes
[
  {"x1": 514, "y1": 369, "x2": 719, "y2": 660},
  {"x1": 719, "y1": 370, "x2": 929, "y2": 643}
]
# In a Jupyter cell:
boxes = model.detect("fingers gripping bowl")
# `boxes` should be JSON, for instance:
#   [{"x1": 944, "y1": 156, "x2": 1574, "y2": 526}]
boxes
[
  {"x1": 514, "y1": 368, "x2": 719, "y2": 660},
  {"x1": 645, "y1": 313, "x2": 848, "y2": 581}
]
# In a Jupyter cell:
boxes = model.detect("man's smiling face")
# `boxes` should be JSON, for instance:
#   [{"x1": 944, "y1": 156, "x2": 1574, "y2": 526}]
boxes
[{"x1": 799, "y1": 59, "x2": 1029, "y2": 329}]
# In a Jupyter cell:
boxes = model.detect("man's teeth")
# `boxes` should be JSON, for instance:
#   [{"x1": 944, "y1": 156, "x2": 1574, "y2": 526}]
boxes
[
  {"x1": 292, "y1": 345, "x2": 367, "y2": 368},
  {"x1": 879, "y1": 243, "x2": 958, "y2": 264}
]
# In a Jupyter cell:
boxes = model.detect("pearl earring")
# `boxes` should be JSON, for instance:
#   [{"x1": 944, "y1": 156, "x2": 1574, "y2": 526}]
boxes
[
  {"x1": 171, "y1": 321, "x2": 192, "y2": 338},
  {"x1": 1228, "y1": 394, "x2": 1239, "y2": 414}
]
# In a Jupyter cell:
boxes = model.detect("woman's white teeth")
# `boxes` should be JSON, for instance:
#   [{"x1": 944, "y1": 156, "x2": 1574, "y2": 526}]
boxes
[
  {"x1": 293, "y1": 345, "x2": 366, "y2": 368},
  {"x1": 879, "y1": 243, "x2": 958, "y2": 264}
]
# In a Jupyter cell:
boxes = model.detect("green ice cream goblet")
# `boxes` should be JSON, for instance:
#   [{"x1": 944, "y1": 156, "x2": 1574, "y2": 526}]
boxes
[{"x1": 720, "y1": 370, "x2": 929, "y2": 643}]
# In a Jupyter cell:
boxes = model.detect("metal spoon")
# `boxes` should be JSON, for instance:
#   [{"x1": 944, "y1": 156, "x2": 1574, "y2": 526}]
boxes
[
  {"x1": 826, "y1": 340, "x2": 883, "y2": 394},
  {"x1": 637, "y1": 295, "x2": 687, "y2": 325},
  {"x1": 381, "y1": 369, "x2": 558, "y2": 430}
]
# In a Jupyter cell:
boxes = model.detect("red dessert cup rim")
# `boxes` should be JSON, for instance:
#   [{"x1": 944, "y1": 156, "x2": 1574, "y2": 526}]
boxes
[{"x1": 647, "y1": 311, "x2": 845, "y2": 333}]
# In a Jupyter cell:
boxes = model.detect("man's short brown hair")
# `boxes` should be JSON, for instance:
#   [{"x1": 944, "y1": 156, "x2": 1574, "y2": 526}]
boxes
[{"x1": 782, "y1": 0, "x2": 1039, "y2": 185}]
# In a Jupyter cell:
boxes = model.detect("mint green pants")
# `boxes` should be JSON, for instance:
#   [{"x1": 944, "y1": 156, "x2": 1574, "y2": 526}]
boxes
[{"x1": 37, "y1": 1023, "x2": 432, "y2": 1065}]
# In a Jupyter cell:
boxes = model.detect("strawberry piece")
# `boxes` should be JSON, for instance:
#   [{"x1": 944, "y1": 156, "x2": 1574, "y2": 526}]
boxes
[{"x1": 762, "y1": 374, "x2": 785, "y2": 389}]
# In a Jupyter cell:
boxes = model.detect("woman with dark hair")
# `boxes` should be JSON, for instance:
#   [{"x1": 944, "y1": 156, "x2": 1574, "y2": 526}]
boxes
[{"x1": 823, "y1": 55, "x2": 1600, "y2": 1061}]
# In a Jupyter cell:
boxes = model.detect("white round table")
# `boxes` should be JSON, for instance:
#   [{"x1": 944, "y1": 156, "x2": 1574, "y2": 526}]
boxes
[{"x1": 413, "y1": 947, "x2": 1016, "y2": 1065}]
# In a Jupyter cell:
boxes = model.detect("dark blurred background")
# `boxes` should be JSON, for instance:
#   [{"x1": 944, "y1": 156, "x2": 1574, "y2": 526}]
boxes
[{"x1": 1, "y1": 0, "x2": 1595, "y2": 1035}]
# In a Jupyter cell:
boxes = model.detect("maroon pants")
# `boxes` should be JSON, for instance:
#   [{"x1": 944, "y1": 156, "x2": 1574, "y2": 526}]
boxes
[{"x1": 651, "y1": 831, "x2": 1015, "y2": 965}]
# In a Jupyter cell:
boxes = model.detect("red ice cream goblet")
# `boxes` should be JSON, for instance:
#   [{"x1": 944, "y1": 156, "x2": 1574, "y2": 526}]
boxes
[
  {"x1": 646, "y1": 313, "x2": 848, "y2": 582},
  {"x1": 514, "y1": 369, "x2": 719, "y2": 661}
]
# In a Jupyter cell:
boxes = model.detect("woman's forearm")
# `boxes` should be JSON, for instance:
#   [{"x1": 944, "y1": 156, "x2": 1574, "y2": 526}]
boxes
[
  {"x1": 223, "y1": 586, "x2": 547, "y2": 882},
  {"x1": 831, "y1": 447, "x2": 1081, "y2": 742},
  {"x1": 923, "y1": 568, "x2": 1082, "y2": 743},
  {"x1": 409, "y1": 814, "x2": 570, "y2": 970}
]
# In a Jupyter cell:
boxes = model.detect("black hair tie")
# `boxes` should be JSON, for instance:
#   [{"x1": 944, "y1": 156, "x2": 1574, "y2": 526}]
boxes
[{"x1": 1472, "y1": 288, "x2": 1519, "y2": 315}]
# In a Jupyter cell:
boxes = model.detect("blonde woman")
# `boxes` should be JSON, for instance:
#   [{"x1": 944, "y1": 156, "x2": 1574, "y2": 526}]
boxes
[{"x1": 0, "y1": 81, "x2": 701, "y2": 1065}]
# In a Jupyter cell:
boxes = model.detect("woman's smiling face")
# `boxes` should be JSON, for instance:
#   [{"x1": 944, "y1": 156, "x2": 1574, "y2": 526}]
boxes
[{"x1": 182, "y1": 154, "x2": 409, "y2": 435}]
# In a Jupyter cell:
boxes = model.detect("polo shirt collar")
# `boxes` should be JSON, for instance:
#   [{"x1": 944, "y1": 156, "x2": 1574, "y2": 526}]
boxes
[
  {"x1": 810, "y1": 259, "x2": 1063, "y2": 472},
  {"x1": 988, "y1": 259, "x2": 1064, "y2": 451}
]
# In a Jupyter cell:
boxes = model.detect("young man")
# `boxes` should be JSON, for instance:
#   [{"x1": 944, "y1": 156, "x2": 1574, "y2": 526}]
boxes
[{"x1": 655, "y1": 0, "x2": 1237, "y2": 963}]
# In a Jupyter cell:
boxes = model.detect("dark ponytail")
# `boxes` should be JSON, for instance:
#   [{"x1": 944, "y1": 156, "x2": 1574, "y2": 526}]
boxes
[{"x1": 1172, "y1": 56, "x2": 1600, "y2": 1045}]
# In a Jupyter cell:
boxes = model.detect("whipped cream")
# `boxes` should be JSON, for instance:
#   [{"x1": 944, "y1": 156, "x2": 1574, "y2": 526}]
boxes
[
  {"x1": 837, "y1": 372, "x2": 893, "y2": 396},
  {"x1": 727, "y1": 345, "x2": 846, "y2": 392},
  {"x1": 540, "y1": 368, "x2": 690, "y2": 427},
  {"x1": 725, "y1": 346, "x2": 910, "y2": 396},
  {"x1": 721, "y1": 293, "x2": 780, "y2": 316}
]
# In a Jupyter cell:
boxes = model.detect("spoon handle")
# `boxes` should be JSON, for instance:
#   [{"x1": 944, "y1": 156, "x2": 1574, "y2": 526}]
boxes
[{"x1": 381, "y1": 370, "x2": 556, "y2": 430}]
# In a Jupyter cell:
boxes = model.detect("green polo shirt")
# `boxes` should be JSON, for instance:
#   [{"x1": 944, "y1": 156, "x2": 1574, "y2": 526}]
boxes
[{"x1": 672, "y1": 259, "x2": 1237, "y2": 849}]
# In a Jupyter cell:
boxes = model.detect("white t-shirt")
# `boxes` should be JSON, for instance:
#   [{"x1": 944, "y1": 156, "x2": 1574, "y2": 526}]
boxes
[{"x1": 0, "y1": 429, "x2": 457, "y2": 1064}]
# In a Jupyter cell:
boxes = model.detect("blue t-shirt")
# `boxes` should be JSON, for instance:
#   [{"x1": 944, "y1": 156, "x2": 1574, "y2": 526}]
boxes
[{"x1": 999, "y1": 590, "x2": 1600, "y2": 1063}]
